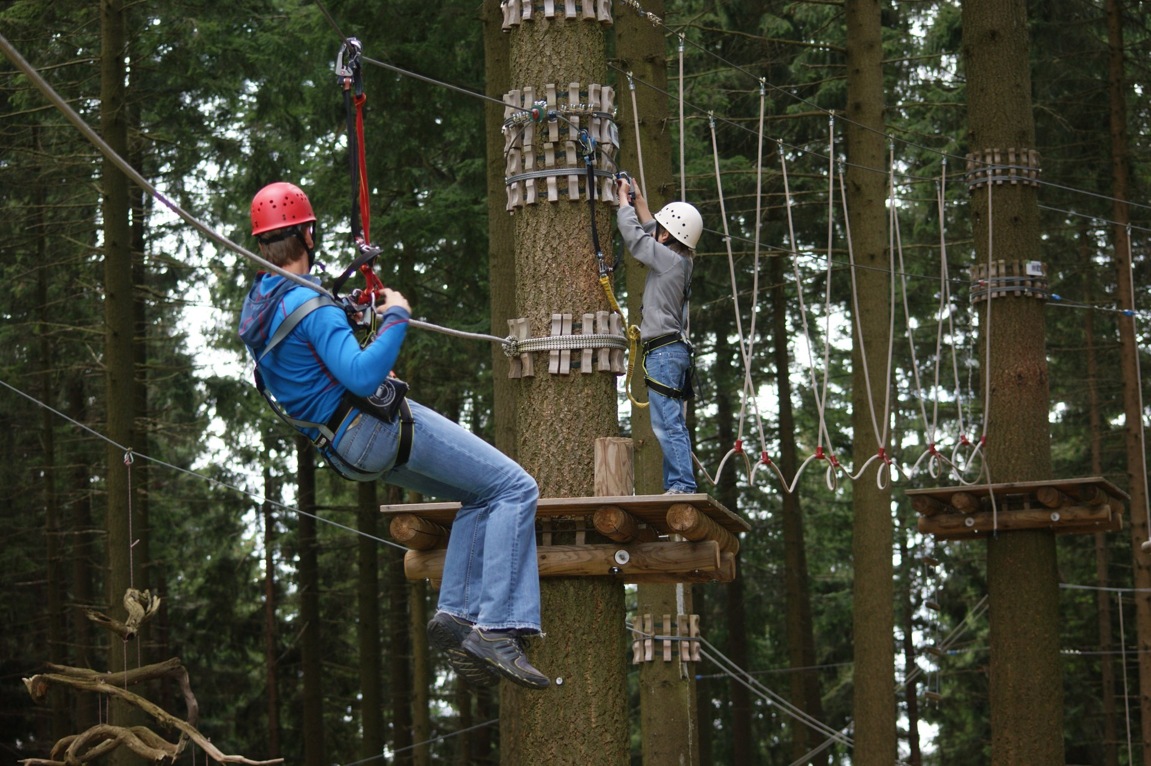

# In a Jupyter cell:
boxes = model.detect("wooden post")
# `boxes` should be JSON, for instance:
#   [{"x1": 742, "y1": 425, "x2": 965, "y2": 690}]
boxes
[{"x1": 594, "y1": 437, "x2": 634, "y2": 497}]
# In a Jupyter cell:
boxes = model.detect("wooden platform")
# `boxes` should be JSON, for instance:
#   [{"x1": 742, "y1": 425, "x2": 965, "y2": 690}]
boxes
[
  {"x1": 905, "y1": 477, "x2": 1127, "y2": 541},
  {"x1": 380, "y1": 493, "x2": 748, "y2": 584}
]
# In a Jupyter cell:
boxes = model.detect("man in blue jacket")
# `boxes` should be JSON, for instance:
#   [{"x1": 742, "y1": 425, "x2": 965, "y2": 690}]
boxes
[{"x1": 239, "y1": 181, "x2": 548, "y2": 690}]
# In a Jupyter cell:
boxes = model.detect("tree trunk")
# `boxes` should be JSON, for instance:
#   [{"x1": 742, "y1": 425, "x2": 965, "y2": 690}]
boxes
[
  {"x1": 67, "y1": 375, "x2": 98, "y2": 729},
  {"x1": 845, "y1": 1, "x2": 896, "y2": 763},
  {"x1": 35, "y1": 149, "x2": 70, "y2": 743},
  {"x1": 500, "y1": 3, "x2": 628, "y2": 762},
  {"x1": 1082, "y1": 228, "x2": 1118, "y2": 766},
  {"x1": 357, "y1": 480, "x2": 383, "y2": 761},
  {"x1": 963, "y1": 1, "x2": 1064, "y2": 763},
  {"x1": 261, "y1": 455, "x2": 282, "y2": 758},
  {"x1": 484, "y1": 0, "x2": 518, "y2": 462},
  {"x1": 100, "y1": 5, "x2": 142, "y2": 756},
  {"x1": 410, "y1": 579, "x2": 431, "y2": 766},
  {"x1": 617, "y1": 3, "x2": 700, "y2": 763},
  {"x1": 387, "y1": 486, "x2": 414, "y2": 764},
  {"x1": 296, "y1": 435, "x2": 325, "y2": 766},
  {"x1": 1105, "y1": 1, "x2": 1151, "y2": 761},
  {"x1": 770, "y1": 253, "x2": 826, "y2": 766}
]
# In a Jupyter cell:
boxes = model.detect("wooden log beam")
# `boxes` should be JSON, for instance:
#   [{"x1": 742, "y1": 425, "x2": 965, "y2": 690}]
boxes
[
  {"x1": 388, "y1": 513, "x2": 447, "y2": 550},
  {"x1": 910, "y1": 494, "x2": 950, "y2": 517},
  {"x1": 666, "y1": 503, "x2": 740, "y2": 554},
  {"x1": 593, "y1": 505, "x2": 659, "y2": 543},
  {"x1": 404, "y1": 541, "x2": 722, "y2": 582},
  {"x1": 950, "y1": 491, "x2": 981, "y2": 514},
  {"x1": 1035, "y1": 486, "x2": 1073, "y2": 509},
  {"x1": 918, "y1": 503, "x2": 1117, "y2": 538}
]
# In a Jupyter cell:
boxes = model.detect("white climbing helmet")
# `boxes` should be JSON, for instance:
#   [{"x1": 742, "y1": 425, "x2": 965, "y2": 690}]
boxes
[{"x1": 654, "y1": 201, "x2": 703, "y2": 250}]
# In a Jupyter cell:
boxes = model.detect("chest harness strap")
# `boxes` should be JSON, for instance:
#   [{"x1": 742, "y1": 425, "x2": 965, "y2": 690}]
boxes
[{"x1": 254, "y1": 296, "x2": 414, "y2": 474}]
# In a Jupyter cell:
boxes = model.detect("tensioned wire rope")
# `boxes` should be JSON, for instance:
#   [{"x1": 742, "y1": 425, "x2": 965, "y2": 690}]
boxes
[
  {"x1": 615, "y1": 56, "x2": 1149, "y2": 502},
  {"x1": 0, "y1": 377, "x2": 409, "y2": 555},
  {"x1": 627, "y1": 595, "x2": 1001, "y2": 766},
  {"x1": 7, "y1": 1, "x2": 1140, "y2": 505},
  {"x1": 4, "y1": 0, "x2": 1138, "y2": 748},
  {"x1": 308, "y1": 0, "x2": 1151, "y2": 749},
  {"x1": 7, "y1": 6, "x2": 1149, "y2": 757}
]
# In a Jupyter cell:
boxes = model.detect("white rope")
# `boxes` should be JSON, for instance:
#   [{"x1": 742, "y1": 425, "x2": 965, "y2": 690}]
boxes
[
  {"x1": 626, "y1": 72, "x2": 649, "y2": 199},
  {"x1": 1117, "y1": 591, "x2": 1135, "y2": 762},
  {"x1": 677, "y1": 34, "x2": 686, "y2": 201}
]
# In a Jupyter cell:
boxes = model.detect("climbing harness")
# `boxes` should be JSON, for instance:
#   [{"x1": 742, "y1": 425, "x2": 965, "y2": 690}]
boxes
[
  {"x1": 245, "y1": 36, "x2": 420, "y2": 479},
  {"x1": 252, "y1": 292, "x2": 414, "y2": 478},
  {"x1": 641, "y1": 332, "x2": 696, "y2": 400}
]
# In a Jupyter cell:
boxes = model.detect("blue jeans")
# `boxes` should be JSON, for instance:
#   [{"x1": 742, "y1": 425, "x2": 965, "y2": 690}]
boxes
[
  {"x1": 332, "y1": 399, "x2": 541, "y2": 632},
  {"x1": 644, "y1": 342, "x2": 697, "y2": 492}
]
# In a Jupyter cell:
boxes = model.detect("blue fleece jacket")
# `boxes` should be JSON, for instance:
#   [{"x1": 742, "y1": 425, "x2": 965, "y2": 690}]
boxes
[{"x1": 238, "y1": 272, "x2": 410, "y2": 441}]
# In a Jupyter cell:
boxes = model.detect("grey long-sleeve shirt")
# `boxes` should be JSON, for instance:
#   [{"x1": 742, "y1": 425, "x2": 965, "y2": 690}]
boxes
[{"x1": 617, "y1": 204, "x2": 693, "y2": 341}]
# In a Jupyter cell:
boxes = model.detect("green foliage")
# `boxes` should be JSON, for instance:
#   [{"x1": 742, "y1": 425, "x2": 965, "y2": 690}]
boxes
[{"x1": 3, "y1": 0, "x2": 1151, "y2": 762}]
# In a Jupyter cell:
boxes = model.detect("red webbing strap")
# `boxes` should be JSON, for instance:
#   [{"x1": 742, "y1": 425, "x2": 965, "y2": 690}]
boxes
[{"x1": 354, "y1": 92, "x2": 371, "y2": 245}]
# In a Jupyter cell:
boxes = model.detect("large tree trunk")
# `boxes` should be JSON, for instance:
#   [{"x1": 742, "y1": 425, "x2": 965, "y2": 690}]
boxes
[
  {"x1": 1105, "y1": 1, "x2": 1151, "y2": 761},
  {"x1": 260, "y1": 456, "x2": 282, "y2": 758},
  {"x1": 500, "y1": 3, "x2": 628, "y2": 762},
  {"x1": 100, "y1": 6, "x2": 142, "y2": 756},
  {"x1": 616, "y1": 2, "x2": 700, "y2": 762},
  {"x1": 297, "y1": 436, "x2": 325, "y2": 766},
  {"x1": 484, "y1": 0, "x2": 518, "y2": 463},
  {"x1": 845, "y1": 1, "x2": 896, "y2": 763},
  {"x1": 963, "y1": 1, "x2": 1064, "y2": 763},
  {"x1": 387, "y1": 487, "x2": 414, "y2": 765},
  {"x1": 1082, "y1": 229, "x2": 1119, "y2": 766},
  {"x1": 357, "y1": 480, "x2": 383, "y2": 761}
]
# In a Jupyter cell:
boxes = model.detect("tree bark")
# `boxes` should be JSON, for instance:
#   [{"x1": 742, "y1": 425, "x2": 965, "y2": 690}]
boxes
[
  {"x1": 100, "y1": 3, "x2": 142, "y2": 758},
  {"x1": 484, "y1": 0, "x2": 518, "y2": 463},
  {"x1": 1105, "y1": 1, "x2": 1151, "y2": 761},
  {"x1": 357, "y1": 480, "x2": 383, "y2": 761},
  {"x1": 845, "y1": 1, "x2": 896, "y2": 763},
  {"x1": 260, "y1": 455, "x2": 281, "y2": 758},
  {"x1": 963, "y1": 1, "x2": 1064, "y2": 763},
  {"x1": 617, "y1": 3, "x2": 701, "y2": 763},
  {"x1": 387, "y1": 487, "x2": 414, "y2": 765},
  {"x1": 501, "y1": 3, "x2": 628, "y2": 761},
  {"x1": 296, "y1": 436, "x2": 325, "y2": 766}
]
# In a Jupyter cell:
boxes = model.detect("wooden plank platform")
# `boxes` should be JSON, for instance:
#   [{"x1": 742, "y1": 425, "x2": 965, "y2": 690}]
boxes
[
  {"x1": 379, "y1": 493, "x2": 750, "y2": 536},
  {"x1": 905, "y1": 477, "x2": 1127, "y2": 540},
  {"x1": 381, "y1": 493, "x2": 747, "y2": 584}
]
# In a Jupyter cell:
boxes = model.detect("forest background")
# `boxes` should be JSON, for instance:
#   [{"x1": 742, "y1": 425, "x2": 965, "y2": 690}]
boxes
[{"x1": 1, "y1": 0, "x2": 1150, "y2": 764}]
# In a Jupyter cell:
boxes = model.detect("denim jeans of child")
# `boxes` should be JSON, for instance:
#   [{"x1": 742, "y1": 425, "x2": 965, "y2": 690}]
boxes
[
  {"x1": 333, "y1": 399, "x2": 541, "y2": 632},
  {"x1": 644, "y1": 342, "x2": 697, "y2": 493}
]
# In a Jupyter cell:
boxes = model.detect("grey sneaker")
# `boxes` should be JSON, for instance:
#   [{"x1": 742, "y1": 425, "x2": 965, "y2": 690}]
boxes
[
  {"x1": 427, "y1": 612, "x2": 498, "y2": 687},
  {"x1": 664, "y1": 488, "x2": 694, "y2": 495},
  {"x1": 462, "y1": 628, "x2": 550, "y2": 690}
]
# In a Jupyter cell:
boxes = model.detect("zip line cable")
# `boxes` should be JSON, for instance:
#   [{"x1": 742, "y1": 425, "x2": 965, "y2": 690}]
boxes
[
  {"x1": 0, "y1": 378, "x2": 409, "y2": 551},
  {"x1": 5, "y1": 6, "x2": 1150, "y2": 752}
]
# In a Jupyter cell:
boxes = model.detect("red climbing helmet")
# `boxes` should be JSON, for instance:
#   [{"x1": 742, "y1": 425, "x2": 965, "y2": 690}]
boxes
[{"x1": 250, "y1": 182, "x2": 317, "y2": 237}]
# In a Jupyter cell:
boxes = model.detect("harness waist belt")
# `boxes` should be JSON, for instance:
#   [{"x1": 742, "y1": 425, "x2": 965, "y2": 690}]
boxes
[
  {"x1": 643, "y1": 332, "x2": 684, "y2": 353},
  {"x1": 326, "y1": 395, "x2": 414, "y2": 469}
]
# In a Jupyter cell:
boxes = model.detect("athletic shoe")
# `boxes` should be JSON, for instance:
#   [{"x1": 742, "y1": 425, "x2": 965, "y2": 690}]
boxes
[
  {"x1": 427, "y1": 612, "x2": 498, "y2": 688},
  {"x1": 461, "y1": 628, "x2": 550, "y2": 689}
]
